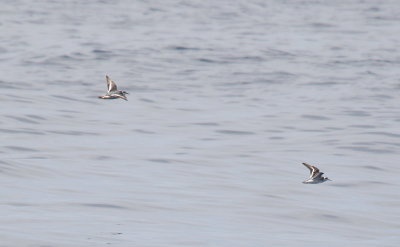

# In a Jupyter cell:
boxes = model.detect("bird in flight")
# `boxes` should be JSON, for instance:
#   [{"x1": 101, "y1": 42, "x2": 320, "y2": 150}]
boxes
[
  {"x1": 302, "y1": 162, "x2": 331, "y2": 184},
  {"x1": 98, "y1": 75, "x2": 128, "y2": 101}
]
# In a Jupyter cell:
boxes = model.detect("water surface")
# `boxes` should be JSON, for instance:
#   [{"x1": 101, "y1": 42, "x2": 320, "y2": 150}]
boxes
[{"x1": 1, "y1": 1, "x2": 400, "y2": 246}]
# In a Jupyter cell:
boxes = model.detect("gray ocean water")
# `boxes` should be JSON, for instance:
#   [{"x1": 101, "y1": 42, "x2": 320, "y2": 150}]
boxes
[{"x1": 1, "y1": 0, "x2": 400, "y2": 246}]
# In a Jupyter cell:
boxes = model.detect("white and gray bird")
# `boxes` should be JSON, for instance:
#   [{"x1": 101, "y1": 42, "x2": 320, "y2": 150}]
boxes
[
  {"x1": 302, "y1": 162, "x2": 331, "y2": 184},
  {"x1": 98, "y1": 75, "x2": 128, "y2": 101}
]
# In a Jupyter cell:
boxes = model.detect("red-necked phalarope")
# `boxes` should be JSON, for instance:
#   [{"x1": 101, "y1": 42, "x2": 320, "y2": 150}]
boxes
[
  {"x1": 302, "y1": 162, "x2": 331, "y2": 184},
  {"x1": 98, "y1": 75, "x2": 128, "y2": 101}
]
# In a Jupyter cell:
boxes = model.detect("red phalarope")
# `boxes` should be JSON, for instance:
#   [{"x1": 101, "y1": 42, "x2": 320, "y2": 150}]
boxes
[
  {"x1": 302, "y1": 162, "x2": 331, "y2": 184},
  {"x1": 98, "y1": 75, "x2": 128, "y2": 101}
]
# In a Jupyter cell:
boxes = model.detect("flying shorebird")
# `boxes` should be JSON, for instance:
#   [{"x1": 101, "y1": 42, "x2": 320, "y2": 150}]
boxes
[
  {"x1": 98, "y1": 75, "x2": 128, "y2": 101},
  {"x1": 302, "y1": 162, "x2": 331, "y2": 184}
]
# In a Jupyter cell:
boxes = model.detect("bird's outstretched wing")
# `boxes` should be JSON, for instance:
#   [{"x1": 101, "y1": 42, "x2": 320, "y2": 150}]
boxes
[
  {"x1": 302, "y1": 162, "x2": 320, "y2": 177},
  {"x1": 106, "y1": 75, "x2": 118, "y2": 92}
]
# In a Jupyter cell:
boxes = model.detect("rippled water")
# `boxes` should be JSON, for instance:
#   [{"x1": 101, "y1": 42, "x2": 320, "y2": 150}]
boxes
[{"x1": 1, "y1": 1, "x2": 400, "y2": 246}]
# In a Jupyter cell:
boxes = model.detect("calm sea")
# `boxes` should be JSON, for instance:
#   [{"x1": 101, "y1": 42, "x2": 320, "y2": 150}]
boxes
[{"x1": 1, "y1": 1, "x2": 399, "y2": 246}]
